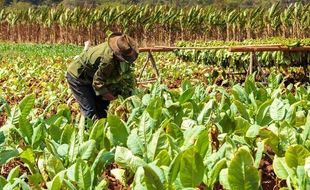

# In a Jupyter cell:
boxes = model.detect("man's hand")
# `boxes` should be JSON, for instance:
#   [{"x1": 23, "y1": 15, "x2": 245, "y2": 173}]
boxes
[{"x1": 102, "y1": 92, "x2": 116, "y2": 101}]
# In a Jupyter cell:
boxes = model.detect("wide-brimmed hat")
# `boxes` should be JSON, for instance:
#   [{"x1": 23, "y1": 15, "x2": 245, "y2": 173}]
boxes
[{"x1": 108, "y1": 33, "x2": 139, "y2": 63}]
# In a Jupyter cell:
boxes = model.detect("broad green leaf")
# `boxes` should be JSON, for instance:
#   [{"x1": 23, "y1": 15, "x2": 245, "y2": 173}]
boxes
[
  {"x1": 19, "y1": 117, "x2": 33, "y2": 144},
  {"x1": 254, "y1": 142, "x2": 264, "y2": 168},
  {"x1": 60, "y1": 125, "x2": 75, "y2": 145},
  {"x1": 143, "y1": 164, "x2": 165, "y2": 190},
  {"x1": 155, "y1": 150, "x2": 171, "y2": 166},
  {"x1": 246, "y1": 124, "x2": 260, "y2": 138},
  {"x1": 20, "y1": 147, "x2": 35, "y2": 165},
  {"x1": 78, "y1": 140, "x2": 96, "y2": 160},
  {"x1": 259, "y1": 129, "x2": 281, "y2": 156},
  {"x1": 62, "y1": 179, "x2": 77, "y2": 190},
  {"x1": 194, "y1": 129, "x2": 209, "y2": 158},
  {"x1": 45, "y1": 138, "x2": 59, "y2": 156},
  {"x1": 181, "y1": 80, "x2": 192, "y2": 91},
  {"x1": 219, "y1": 168, "x2": 230, "y2": 190},
  {"x1": 273, "y1": 156, "x2": 294, "y2": 179},
  {"x1": 147, "y1": 128, "x2": 163, "y2": 161},
  {"x1": 28, "y1": 174, "x2": 43, "y2": 187},
  {"x1": 180, "y1": 147, "x2": 204, "y2": 187},
  {"x1": 285, "y1": 145, "x2": 310, "y2": 168},
  {"x1": 235, "y1": 116, "x2": 251, "y2": 135},
  {"x1": 208, "y1": 158, "x2": 227, "y2": 187},
  {"x1": 305, "y1": 157, "x2": 310, "y2": 178},
  {"x1": 77, "y1": 115, "x2": 85, "y2": 145},
  {"x1": 142, "y1": 94, "x2": 151, "y2": 106},
  {"x1": 217, "y1": 113, "x2": 236, "y2": 134},
  {"x1": 138, "y1": 111, "x2": 155, "y2": 145},
  {"x1": 233, "y1": 100, "x2": 250, "y2": 121},
  {"x1": 133, "y1": 167, "x2": 148, "y2": 190},
  {"x1": 46, "y1": 155, "x2": 65, "y2": 179},
  {"x1": 228, "y1": 147, "x2": 260, "y2": 190},
  {"x1": 244, "y1": 76, "x2": 256, "y2": 95},
  {"x1": 232, "y1": 84, "x2": 248, "y2": 103},
  {"x1": 31, "y1": 124, "x2": 44, "y2": 148},
  {"x1": 133, "y1": 163, "x2": 166, "y2": 190},
  {"x1": 4, "y1": 178, "x2": 31, "y2": 190},
  {"x1": 47, "y1": 174, "x2": 63, "y2": 190},
  {"x1": 77, "y1": 160, "x2": 92, "y2": 190},
  {"x1": 57, "y1": 144, "x2": 69, "y2": 157},
  {"x1": 7, "y1": 166, "x2": 20, "y2": 183},
  {"x1": 6, "y1": 106, "x2": 19, "y2": 125},
  {"x1": 146, "y1": 96, "x2": 163, "y2": 120},
  {"x1": 279, "y1": 123, "x2": 297, "y2": 148},
  {"x1": 115, "y1": 146, "x2": 146, "y2": 172},
  {"x1": 127, "y1": 128, "x2": 144, "y2": 156},
  {"x1": 19, "y1": 94, "x2": 35, "y2": 119},
  {"x1": 270, "y1": 98, "x2": 286, "y2": 121},
  {"x1": 68, "y1": 130, "x2": 78, "y2": 163},
  {"x1": 168, "y1": 152, "x2": 182, "y2": 184},
  {"x1": 91, "y1": 150, "x2": 114, "y2": 177},
  {"x1": 0, "y1": 176, "x2": 7, "y2": 188},
  {"x1": 302, "y1": 113, "x2": 310, "y2": 142},
  {"x1": 67, "y1": 160, "x2": 91, "y2": 190},
  {"x1": 197, "y1": 100, "x2": 214, "y2": 125},
  {"x1": 296, "y1": 166, "x2": 308, "y2": 190},
  {"x1": 256, "y1": 99, "x2": 272, "y2": 126},
  {"x1": 108, "y1": 115, "x2": 129, "y2": 146},
  {"x1": 179, "y1": 88, "x2": 195, "y2": 104},
  {"x1": 0, "y1": 149, "x2": 19, "y2": 165},
  {"x1": 183, "y1": 125, "x2": 204, "y2": 149},
  {"x1": 47, "y1": 123, "x2": 62, "y2": 142},
  {"x1": 89, "y1": 118, "x2": 105, "y2": 142},
  {"x1": 0, "y1": 131, "x2": 4, "y2": 144},
  {"x1": 56, "y1": 104, "x2": 71, "y2": 122},
  {"x1": 94, "y1": 179, "x2": 108, "y2": 190},
  {"x1": 66, "y1": 164, "x2": 76, "y2": 182}
]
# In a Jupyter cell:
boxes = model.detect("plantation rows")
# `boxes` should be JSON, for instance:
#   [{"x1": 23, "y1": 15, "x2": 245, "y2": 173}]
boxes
[
  {"x1": 1, "y1": 43, "x2": 310, "y2": 189},
  {"x1": 175, "y1": 38, "x2": 310, "y2": 70},
  {"x1": 0, "y1": 2, "x2": 309, "y2": 44}
]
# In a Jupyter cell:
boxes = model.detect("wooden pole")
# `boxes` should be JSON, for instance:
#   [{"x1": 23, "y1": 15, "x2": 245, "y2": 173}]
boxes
[
  {"x1": 229, "y1": 46, "x2": 310, "y2": 52},
  {"x1": 148, "y1": 51, "x2": 160, "y2": 78},
  {"x1": 248, "y1": 51, "x2": 257, "y2": 75},
  {"x1": 138, "y1": 53, "x2": 150, "y2": 81},
  {"x1": 138, "y1": 45, "x2": 310, "y2": 53}
]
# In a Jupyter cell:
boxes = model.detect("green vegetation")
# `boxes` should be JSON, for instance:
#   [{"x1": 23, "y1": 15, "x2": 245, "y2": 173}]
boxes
[
  {"x1": 1, "y1": 0, "x2": 307, "y2": 8},
  {"x1": 0, "y1": 2, "x2": 309, "y2": 44},
  {"x1": 1, "y1": 42, "x2": 310, "y2": 189},
  {"x1": 175, "y1": 38, "x2": 310, "y2": 68}
]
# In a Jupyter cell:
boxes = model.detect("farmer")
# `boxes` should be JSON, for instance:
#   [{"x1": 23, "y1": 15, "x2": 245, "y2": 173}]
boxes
[{"x1": 66, "y1": 33, "x2": 139, "y2": 119}]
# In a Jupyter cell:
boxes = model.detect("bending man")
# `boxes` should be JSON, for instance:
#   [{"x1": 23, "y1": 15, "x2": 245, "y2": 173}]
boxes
[{"x1": 66, "y1": 33, "x2": 139, "y2": 119}]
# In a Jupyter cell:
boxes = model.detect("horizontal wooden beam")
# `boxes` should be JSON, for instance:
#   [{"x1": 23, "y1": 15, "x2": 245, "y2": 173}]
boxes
[
  {"x1": 138, "y1": 45, "x2": 310, "y2": 53},
  {"x1": 229, "y1": 46, "x2": 310, "y2": 52}
]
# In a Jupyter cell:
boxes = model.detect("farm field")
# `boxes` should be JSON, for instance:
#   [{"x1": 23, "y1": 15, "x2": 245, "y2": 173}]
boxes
[
  {"x1": 0, "y1": 40, "x2": 310, "y2": 190},
  {"x1": 0, "y1": 2, "x2": 309, "y2": 45}
]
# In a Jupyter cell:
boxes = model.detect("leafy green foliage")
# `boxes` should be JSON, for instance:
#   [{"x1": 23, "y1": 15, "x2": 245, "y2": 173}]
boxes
[{"x1": 1, "y1": 43, "x2": 310, "y2": 190}]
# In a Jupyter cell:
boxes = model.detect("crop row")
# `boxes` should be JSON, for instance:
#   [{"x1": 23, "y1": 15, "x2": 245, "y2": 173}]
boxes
[
  {"x1": 174, "y1": 38, "x2": 310, "y2": 73},
  {"x1": 0, "y1": 2, "x2": 309, "y2": 44},
  {"x1": 1, "y1": 73, "x2": 310, "y2": 189}
]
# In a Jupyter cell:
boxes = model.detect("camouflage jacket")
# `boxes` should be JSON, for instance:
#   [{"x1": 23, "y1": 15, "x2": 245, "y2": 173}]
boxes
[{"x1": 67, "y1": 42, "x2": 134, "y2": 96}]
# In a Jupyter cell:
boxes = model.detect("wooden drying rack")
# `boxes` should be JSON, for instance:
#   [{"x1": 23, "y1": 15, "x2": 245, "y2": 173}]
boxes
[{"x1": 137, "y1": 45, "x2": 310, "y2": 83}]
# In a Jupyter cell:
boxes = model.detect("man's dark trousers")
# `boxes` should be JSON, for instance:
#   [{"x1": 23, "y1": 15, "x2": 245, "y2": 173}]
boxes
[{"x1": 66, "y1": 72, "x2": 110, "y2": 119}]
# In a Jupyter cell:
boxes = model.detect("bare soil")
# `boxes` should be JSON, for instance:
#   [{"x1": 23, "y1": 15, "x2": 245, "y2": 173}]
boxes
[
  {"x1": 0, "y1": 158, "x2": 30, "y2": 178},
  {"x1": 103, "y1": 163, "x2": 131, "y2": 190}
]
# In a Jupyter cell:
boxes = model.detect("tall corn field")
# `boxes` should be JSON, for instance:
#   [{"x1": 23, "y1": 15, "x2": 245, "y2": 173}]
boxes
[{"x1": 0, "y1": 2, "x2": 309, "y2": 45}]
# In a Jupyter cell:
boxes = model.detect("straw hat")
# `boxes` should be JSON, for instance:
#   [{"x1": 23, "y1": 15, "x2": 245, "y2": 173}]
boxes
[{"x1": 108, "y1": 33, "x2": 139, "y2": 63}]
